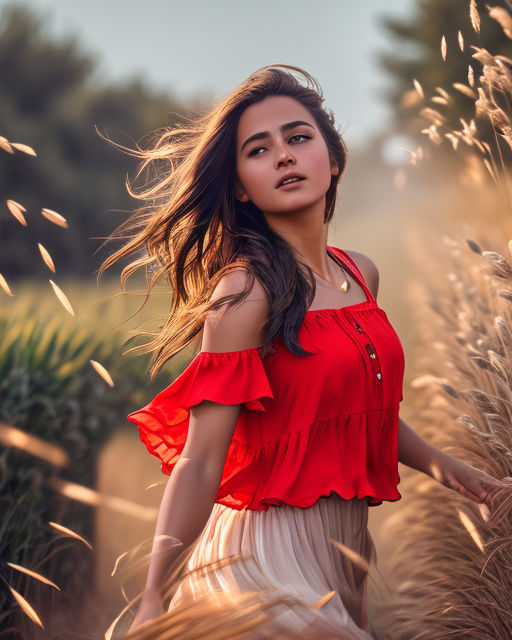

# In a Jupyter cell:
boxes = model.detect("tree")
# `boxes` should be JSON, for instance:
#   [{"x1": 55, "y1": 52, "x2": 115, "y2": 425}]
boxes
[
  {"x1": 376, "y1": 0, "x2": 512, "y2": 159},
  {"x1": 0, "y1": 3, "x2": 193, "y2": 280}
]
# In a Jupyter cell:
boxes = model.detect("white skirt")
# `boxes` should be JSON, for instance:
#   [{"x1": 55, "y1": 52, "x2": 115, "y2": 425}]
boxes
[{"x1": 167, "y1": 494, "x2": 378, "y2": 639}]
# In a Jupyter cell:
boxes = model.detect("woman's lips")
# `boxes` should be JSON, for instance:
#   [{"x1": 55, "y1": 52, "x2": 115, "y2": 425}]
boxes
[{"x1": 277, "y1": 178, "x2": 306, "y2": 189}]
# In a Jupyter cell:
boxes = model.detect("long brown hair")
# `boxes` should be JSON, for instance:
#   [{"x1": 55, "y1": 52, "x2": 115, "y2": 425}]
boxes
[{"x1": 97, "y1": 63, "x2": 348, "y2": 379}]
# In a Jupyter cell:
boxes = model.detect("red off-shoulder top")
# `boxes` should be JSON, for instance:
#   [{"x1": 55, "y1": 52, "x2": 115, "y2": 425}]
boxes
[{"x1": 127, "y1": 246, "x2": 405, "y2": 510}]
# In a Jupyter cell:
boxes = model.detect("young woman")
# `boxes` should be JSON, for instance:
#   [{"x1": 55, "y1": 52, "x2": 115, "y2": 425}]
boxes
[{"x1": 100, "y1": 64, "x2": 509, "y2": 639}]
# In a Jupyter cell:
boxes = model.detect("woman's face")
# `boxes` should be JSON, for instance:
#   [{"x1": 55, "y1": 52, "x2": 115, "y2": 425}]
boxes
[{"x1": 235, "y1": 95, "x2": 338, "y2": 217}]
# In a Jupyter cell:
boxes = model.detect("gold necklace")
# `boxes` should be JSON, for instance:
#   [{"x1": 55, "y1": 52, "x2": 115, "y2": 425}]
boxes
[{"x1": 309, "y1": 250, "x2": 351, "y2": 292}]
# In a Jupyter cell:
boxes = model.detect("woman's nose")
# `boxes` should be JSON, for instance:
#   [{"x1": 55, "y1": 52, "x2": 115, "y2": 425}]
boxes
[{"x1": 274, "y1": 145, "x2": 296, "y2": 167}]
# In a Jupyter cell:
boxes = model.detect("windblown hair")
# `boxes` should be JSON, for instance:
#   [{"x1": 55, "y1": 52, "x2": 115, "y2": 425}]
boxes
[{"x1": 97, "y1": 63, "x2": 348, "y2": 379}]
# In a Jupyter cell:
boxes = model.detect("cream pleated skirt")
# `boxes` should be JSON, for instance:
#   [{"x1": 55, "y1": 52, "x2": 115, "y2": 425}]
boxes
[{"x1": 167, "y1": 494, "x2": 378, "y2": 639}]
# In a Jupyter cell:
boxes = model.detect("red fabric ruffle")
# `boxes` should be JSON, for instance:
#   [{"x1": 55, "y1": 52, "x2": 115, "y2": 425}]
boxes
[
  {"x1": 127, "y1": 347, "x2": 274, "y2": 477},
  {"x1": 127, "y1": 347, "x2": 402, "y2": 511}
]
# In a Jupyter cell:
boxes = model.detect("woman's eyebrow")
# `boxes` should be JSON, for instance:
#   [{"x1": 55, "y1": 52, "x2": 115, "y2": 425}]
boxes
[{"x1": 240, "y1": 120, "x2": 314, "y2": 153}]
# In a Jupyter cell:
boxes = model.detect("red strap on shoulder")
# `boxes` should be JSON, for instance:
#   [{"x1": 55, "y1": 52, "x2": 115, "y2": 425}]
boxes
[{"x1": 327, "y1": 246, "x2": 376, "y2": 303}]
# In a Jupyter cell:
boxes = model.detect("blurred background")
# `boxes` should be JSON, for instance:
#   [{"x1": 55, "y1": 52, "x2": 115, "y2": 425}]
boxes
[{"x1": 2, "y1": 0, "x2": 512, "y2": 638}]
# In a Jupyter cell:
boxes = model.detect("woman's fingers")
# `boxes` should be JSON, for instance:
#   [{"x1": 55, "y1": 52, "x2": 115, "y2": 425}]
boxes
[{"x1": 478, "y1": 501, "x2": 491, "y2": 521}]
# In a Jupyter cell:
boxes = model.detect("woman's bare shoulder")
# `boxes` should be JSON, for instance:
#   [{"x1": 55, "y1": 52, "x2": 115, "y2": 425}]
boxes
[
  {"x1": 203, "y1": 265, "x2": 269, "y2": 352},
  {"x1": 343, "y1": 249, "x2": 380, "y2": 301}
]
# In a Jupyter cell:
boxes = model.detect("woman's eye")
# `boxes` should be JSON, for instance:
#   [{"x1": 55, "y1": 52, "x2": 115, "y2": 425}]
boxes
[{"x1": 248, "y1": 134, "x2": 310, "y2": 156}]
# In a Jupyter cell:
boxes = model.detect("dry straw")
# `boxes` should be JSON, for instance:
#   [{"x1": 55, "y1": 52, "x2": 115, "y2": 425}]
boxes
[
  {"x1": 371, "y1": 233, "x2": 512, "y2": 639},
  {"x1": 110, "y1": 538, "x2": 376, "y2": 640},
  {"x1": 402, "y1": 2, "x2": 512, "y2": 201},
  {"x1": 373, "y1": 4, "x2": 512, "y2": 637}
]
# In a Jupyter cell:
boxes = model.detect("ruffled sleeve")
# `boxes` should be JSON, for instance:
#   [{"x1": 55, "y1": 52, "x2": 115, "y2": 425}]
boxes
[{"x1": 126, "y1": 347, "x2": 274, "y2": 473}]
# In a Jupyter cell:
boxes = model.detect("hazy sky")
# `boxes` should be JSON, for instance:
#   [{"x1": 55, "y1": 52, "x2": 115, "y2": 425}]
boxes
[{"x1": 4, "y1": 0, "x2": 417, "y2": 154}]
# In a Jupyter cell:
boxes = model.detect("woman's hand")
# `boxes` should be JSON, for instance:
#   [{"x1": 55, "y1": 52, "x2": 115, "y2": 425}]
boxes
[
  {"x1": 127, "y1": 589, "x2": 165, "y2": 635},
  {"x1": 435, "y1": 453, "x2": 512, "y2": 516}
]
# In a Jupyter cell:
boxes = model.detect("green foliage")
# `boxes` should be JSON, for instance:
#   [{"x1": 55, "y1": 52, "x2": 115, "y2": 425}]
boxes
[
  {"x1": 0, "y1": 2, "x2": 196, "y2": 281},
  {"x1": 0, "y1": 294, "x2": 171, "y2": 635}
]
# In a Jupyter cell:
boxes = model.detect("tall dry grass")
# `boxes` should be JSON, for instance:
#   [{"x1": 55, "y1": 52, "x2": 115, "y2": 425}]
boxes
[
  {"x1": 370, "y1": 3, "x2": 512, "y2": 639},
  {"x1": 371, "y1": 233, "x2": 512, "y2": 639},
  {"x1": 108, "y1": 534, "x2": 381, "y2": 640},
  {"x1": 400, "y1": 0, "x2": 512, "y2": 194}
]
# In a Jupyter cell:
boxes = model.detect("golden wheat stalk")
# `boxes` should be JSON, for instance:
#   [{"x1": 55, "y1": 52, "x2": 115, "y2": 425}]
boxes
[
  {"x1": 10, "y1": 142, "x2": 36, "y2": 156},
  {"x1": 413, "y1": 78, "x2": 425, "y2": 99},
  {"x1": 0, "y1": 135, "x2": 14, "y2": 153},
  {"x1": 90, "y1": 359, "x2": 115, "y2": 386},
  {"x1": 407, "y1": 5, "x2": 512, "y2": 202},
  {"x1": 37, "y1": 242, "x2": 56, "y2": 272},
  {"x1": 41, "y1": 207, "x2": 69, "y2": 228},
  {"x1": 6, "y1": 199, "x2": 27, "y2": 226},
  {"x1": 49, "y1": 279, "x2": 75, "y2": 316},
  {"x1": 470, "y1": 0, "x2": 481, "y2": 33},
  {"x1": 7, "y1": 563, "x2": 61, "y2": 591},
  {"x1": 372, "y1": 236, "x2": 512, "y2": 638},
  {"x1": 7, "y1": 586, "x2": 44, "y2": 628},
  {"x1": 48, "y1": 521, "x2": 93, "y2": 550},
  {"x1": 0, "y1": 422, "x2": 69, "y2": 467},
  {"x1": 0, "y1": 273, "x2": 13, "y2": 296},
  {"x1": 488, "y1": 6, "x2": 512, "y2": 38}
]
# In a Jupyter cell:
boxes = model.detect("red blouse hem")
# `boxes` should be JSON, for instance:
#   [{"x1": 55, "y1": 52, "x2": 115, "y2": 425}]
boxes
[
  {"x1": 127, "y1": 329, "x2": 404, "y2": 512},
  {"x1": 129, "y1": 402, "x2": 402, "y2": 512},
  {"x1": 134, "y1": 418, "x2": 402, "y2": 510},
  {"x1": 214, "y1": 488, "x2": 402, "y2": 511}
]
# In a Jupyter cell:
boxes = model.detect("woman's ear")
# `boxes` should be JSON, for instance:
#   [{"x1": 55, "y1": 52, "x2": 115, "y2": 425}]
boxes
[
  {"x1": 234, "y1": 180, "x2": 250, "y2": 202},
  {"x1": 330, "y1": 157, "x2": 339, "y2": 176}
]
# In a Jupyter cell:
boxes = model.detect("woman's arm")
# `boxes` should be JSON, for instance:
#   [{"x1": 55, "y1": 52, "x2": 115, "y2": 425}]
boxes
[
  {"x1": 141, "y1": 403, "x2": 243, "y2": 594},
  {"x1": 128, "y1": 268, "x2": 270, "y2": 631},
  {"x1": 398, "y1": 416, "x2": 510, "y2": 507},
  {"x1": 129, "y1": 402, "x2": 243, "y2": 631},
  {"x1": 349, "y1": 254, "x2": 512, "y2": 509},
  {"x1": 397, "y1": 417, "x2": 444, "y2": 480}
]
